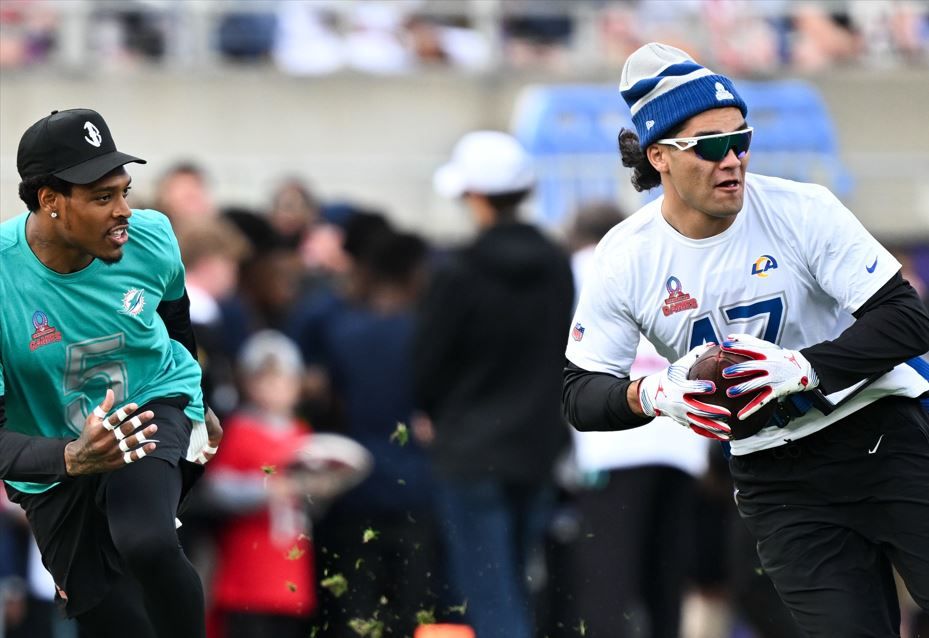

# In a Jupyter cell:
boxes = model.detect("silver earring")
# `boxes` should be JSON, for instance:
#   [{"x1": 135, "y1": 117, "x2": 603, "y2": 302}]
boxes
[{"x1": 50, "y1": 211, "x2": 58, "y2": 218}]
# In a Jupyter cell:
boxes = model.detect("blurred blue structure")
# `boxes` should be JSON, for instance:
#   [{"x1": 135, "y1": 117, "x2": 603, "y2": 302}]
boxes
[
  {"x1": 512, "y1": 81, "x2": 852, "y2": 227},
  {"x1": 216, "y1": 11, "x2": 277, "y2": 60},
  {"x1": 734, "y1": 80, "x2": 854, "y2": 198},
  {"x1": 511, "y1": 85, "x2": 633, "y2": 227}
]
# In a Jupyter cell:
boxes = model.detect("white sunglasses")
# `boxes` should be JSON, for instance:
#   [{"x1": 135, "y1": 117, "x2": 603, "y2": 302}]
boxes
[{"x1": 656, "y1": 127, "x2": 754, "y2": 161}]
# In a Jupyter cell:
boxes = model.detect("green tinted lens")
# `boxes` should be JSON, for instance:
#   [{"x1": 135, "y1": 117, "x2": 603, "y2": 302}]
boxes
[{"x1": 694, "y1": 130, "x2": 752, "y2": 161}]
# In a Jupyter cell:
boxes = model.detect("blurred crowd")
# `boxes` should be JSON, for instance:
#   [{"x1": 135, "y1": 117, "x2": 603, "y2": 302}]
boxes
[
  {"x1": 1, "y1": 0, "x2": 928, "y2": 75},
  {"x1": 2, "y1": 134, "x2": 928, "y2": 637}
]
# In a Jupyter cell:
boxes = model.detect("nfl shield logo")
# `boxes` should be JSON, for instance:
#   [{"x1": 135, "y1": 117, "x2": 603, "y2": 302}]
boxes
[{"x1": 571, "y1": 322, "x2": 585, "y2": 342}]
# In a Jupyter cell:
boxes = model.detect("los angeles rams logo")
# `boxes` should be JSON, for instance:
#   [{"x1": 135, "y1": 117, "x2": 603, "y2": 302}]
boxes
[
  {"x1": 751, "y1": 255, "x2": 778, "y2": 278},
  {"x1": 120, "y1": 288, "x2": 146, "y2": 316}
]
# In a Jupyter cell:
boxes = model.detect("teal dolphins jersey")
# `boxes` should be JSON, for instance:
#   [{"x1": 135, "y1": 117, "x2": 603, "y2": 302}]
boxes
[{"x1": 0, "y1": 209, "x2": 204, "y2": 493}]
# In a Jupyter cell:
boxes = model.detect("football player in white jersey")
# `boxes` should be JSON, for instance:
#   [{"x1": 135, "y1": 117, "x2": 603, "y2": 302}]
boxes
[{"x1": 563, "y1": 43, "x2": 929, "y2": 635}]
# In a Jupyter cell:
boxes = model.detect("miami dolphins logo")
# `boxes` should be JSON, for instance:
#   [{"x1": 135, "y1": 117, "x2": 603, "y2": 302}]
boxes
[{"x1": 120, "y1": 288, "x2": 146, "y2": 316}]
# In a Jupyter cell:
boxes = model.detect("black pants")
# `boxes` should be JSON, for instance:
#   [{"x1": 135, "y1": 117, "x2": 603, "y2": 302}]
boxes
[
  {"x1": 570, "y1": 466, "x2": 695, "y2": 638},
  {"x1": 312, "y1": 510, "x2": 441, "y2": 638},
  {"x1": 731, "y1": 396, "x2": 929, "y2": 637},
  {"x1": 219, "y1": 612, "x2": 312, "y2": 638},
  {"x1": 7, "y1": 398, "x2": 205, "y2": 638}
]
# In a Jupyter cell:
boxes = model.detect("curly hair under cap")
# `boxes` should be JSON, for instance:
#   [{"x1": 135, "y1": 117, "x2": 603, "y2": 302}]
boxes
[
  {"x1": 618, "y1": 128, "x2": 662, "y2": 192},
  {"x1": 18, "y1": 174, "x2": 73, "y2": 212}
]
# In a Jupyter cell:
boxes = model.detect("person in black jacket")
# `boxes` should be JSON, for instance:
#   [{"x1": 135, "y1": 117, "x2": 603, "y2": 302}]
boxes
[{"x1": 414, "y1": 130, "x2": 574, "y2": 638}]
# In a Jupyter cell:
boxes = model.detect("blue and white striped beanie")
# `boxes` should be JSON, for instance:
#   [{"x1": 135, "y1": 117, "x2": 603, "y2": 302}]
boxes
[{"x1": 620, "y1": 43, "x2": 747, "y2": 148}]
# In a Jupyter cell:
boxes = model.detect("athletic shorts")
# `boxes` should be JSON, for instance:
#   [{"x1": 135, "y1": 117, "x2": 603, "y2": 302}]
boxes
[{"x1": 4, "y1": 396, "x2": 203, "y2": 617}]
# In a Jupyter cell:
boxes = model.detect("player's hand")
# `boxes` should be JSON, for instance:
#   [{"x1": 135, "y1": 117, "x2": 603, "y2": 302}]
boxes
[
  {"x1": 64, "y1": 389, "x2": 158, "y2": 476},
  {"x1": 721, "y1": 334, "x2": 819, "y2": 420},
  {"x1": 637, "y1": 343, "x2": 732, "y2": 440},
  {"x1": 193, "y1": 408, "x2": 223, "y2": 465}
]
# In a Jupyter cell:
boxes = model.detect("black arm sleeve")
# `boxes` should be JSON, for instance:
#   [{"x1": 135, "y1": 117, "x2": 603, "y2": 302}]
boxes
[
  {"x1": 156, "y1": 291, "x2": 199, "y2": 361},
  {"x1": 0, "y1": 397, "x2": 72, "y2": 483},
  {"x1": 156, "y1": 291, "x2": 212, "y2": 412},
  {"x1": 562, "y1": 361, "x2": 654, "y2": 432},
  {"x1": 801, "y1": 271, "x2": 929, "y2": 394}
]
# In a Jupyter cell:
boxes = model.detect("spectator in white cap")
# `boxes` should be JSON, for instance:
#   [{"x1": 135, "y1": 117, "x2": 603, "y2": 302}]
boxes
[
  {"x1": 415, "y1": 131, "x2": 574, "y2": 638},
  {"x1": 434, "y1": 131, "x2": 536, "y2": 190},
  {"x1": 563, "y1": 42, "x2": 929, "y2": 637}
]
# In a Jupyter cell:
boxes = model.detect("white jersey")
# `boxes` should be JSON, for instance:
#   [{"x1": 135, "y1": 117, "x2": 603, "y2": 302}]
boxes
[{"x1": 567, "y1": 173, "x2": 929, "y2": 455}]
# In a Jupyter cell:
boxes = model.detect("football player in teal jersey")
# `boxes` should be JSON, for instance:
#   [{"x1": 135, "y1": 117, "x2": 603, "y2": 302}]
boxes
[{"x1": 0, "y1": 108, "x2": 222, "y2": 638}]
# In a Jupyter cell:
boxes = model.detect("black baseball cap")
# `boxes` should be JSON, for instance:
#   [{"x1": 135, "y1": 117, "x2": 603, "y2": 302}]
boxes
[{"x1": 17, "y1": 108, "x2": 146, "y2": 185}]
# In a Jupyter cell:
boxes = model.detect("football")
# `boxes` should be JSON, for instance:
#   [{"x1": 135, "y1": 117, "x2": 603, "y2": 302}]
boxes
[
  {"x1": 287, "y1": 433, "x2": 374, "y2": 502},
  {"x1": 687, "y1": 344, "x2": 777, "y2": 439}
]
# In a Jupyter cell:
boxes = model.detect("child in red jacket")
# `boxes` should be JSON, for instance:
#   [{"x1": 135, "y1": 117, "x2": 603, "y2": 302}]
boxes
[{"x1": 204, "y1": 331, "x2": 317, "y2": 638}]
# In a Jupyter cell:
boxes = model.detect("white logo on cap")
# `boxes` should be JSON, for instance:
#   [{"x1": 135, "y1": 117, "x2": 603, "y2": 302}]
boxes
[
  {"x1": 646, "y1": 120, "x2": 655, "y2": 130},
  {"x1": 714, "y1": 82, "x2": 734, "y2": 102},
  {"x1": 83, "y1": 121, "x2": 102, "y2": 147}
]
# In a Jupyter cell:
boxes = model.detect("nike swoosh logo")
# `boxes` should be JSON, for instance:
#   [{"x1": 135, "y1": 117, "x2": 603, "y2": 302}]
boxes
[
  {"x1": 866, "y1": 258, "x2": 878, "y2": 273},
  {"x1": 868, "y1": 434, "x2": 884, "y2": 454}
]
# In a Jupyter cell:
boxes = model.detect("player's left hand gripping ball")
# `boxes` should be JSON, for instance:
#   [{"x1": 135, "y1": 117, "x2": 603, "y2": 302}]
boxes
[
  {"x1": 638, "y1": 343, "x2": 732, "y2": 440},
  {"x1": 721, "y1": 334, "x2": 819, "y2": 420}
]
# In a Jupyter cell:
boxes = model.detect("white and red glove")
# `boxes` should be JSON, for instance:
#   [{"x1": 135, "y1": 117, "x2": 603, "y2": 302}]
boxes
[
  {"x1": 637, "y1": 343, "x2": 732, "y2": 440},
  {"x1": 721, "y1": 334, "x2": 819, "y2": 420}
]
